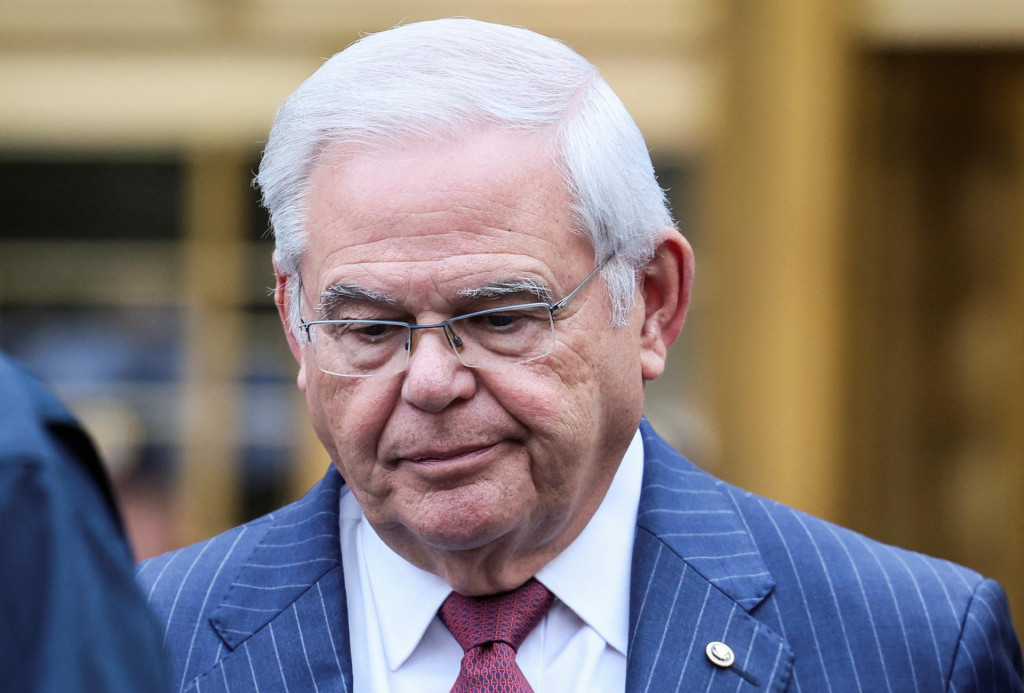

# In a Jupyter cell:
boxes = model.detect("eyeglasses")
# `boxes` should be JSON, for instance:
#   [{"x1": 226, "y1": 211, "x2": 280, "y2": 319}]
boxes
[{"x1": 300, "y1": 256, "x2": 612, "y2": 378}]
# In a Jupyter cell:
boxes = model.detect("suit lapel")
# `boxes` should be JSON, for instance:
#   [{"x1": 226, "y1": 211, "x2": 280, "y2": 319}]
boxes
[
  {"x1": 628, "y1": 422, "x2": 793, "y2": 692},
  {"x1": 195, "y1": 467, "x2": 354, "y2": 693},
  {"x1": 185, "y1": 424, "x2": 791, "y2": 692}
]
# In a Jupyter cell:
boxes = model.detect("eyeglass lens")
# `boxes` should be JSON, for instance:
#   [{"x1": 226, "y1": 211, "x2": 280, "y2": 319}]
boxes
[{"x1": 309, "y1": 304, "x2": 555, "y2": 377}]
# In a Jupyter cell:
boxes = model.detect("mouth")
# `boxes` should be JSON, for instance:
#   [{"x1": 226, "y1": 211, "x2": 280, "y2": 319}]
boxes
[
  {"x1": 403, "y1": 441, "x2": 499, "y2": 464},
  {"x1": 396, "y1": 441, "x2": 503, "y2": 475}
]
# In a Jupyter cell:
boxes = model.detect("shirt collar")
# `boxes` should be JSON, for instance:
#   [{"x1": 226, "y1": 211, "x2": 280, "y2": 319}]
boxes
[
  {"x1": 359, "y1": 510, "x2": 451, "y2": 672},
  {"x1": 361, "y1": 428, "x2": 644, "y2": 669},
  {"x1": 535, "y1": 429, "x2": 642, "y2": 655}
]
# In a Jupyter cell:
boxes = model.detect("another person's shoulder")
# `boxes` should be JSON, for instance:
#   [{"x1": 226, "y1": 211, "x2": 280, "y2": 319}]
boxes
[
  {"x1": 0, "y1": 353, "x2": 127, "y2": 555},
  {"x1": 0, "y1": 354, "x2": 82, "y2": 463},
  {"x1": 0, "y1": 351, "x2": 44, "y2": 401},
  {"x1": 0, "y1": 353, "x2": 172, "y2": 693}
]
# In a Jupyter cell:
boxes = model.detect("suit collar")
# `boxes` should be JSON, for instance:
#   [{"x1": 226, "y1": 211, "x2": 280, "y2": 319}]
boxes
[
  {"x1": 206, "y1": 423, "x2": 771, "y2": 628},
  {"x1": 205, "y1": 424, "x2": 792, "y2": 690},
  {"x1": 209, "y1": 467, "x2": 346, "y2": 650}
]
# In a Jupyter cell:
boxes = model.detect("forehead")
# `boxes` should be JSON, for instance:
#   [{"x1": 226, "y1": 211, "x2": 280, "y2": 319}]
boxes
[{"x1": 300, "y1": 132, "x2": 593, "y2": 297}]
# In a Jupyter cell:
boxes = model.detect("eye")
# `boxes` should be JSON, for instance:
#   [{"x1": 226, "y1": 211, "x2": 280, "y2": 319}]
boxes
[
  {"x1": 356, "y1": 323, "x2": 390, "y2": 337},
  {"x1": 485, "y1": 312, "x2": 520, "y2": 329},
  {"x1": 325, "y1": 321, "x2": 405, "y2": 345},
  {"x1": 464, "y1": 307, "x2": 547, "y2": 332}
]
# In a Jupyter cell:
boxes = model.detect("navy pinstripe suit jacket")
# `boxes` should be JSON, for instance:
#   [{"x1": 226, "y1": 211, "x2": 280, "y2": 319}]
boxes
[{"x1": 139, "y1": 421, "x2": 1023, "y2": 692}]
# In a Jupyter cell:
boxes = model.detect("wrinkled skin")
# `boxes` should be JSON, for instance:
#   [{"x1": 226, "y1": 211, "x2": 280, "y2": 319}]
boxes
[{"x1": 276, "y1": 131, "x2": 693, "y2": 594}]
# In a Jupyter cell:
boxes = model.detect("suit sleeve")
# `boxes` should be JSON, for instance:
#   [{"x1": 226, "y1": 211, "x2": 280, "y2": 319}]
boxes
[{"x1": 946, "y1": 578, "x2": 1024, "y2": 692}]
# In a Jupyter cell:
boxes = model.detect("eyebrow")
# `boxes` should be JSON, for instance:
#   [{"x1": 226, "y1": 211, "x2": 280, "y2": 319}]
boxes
[
  {"x1": 317, "y1": 283, "x2": 395, "y2": 318},
  {"x1": 317, "y1": 277, "x2": 553, "y2": 319},
  {"x1": 456, "y1": 279, "x2": 553, "y2": 304}
]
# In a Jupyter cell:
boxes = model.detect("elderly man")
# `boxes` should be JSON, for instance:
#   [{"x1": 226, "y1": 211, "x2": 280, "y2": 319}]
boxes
[{"x1": 139, "y1": 18, "x2": 1022, "y2": 693}]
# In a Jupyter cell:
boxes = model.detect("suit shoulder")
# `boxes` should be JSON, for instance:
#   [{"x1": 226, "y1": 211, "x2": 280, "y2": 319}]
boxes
[
  {"x1": 639, "y1": 425, "x2": 1021, "y2": 688},
  {"x1": 723, "y1": 484, "x2": 1024, "y2": 689},
  {"x1": 136, "y1": 474, "x2": 339, "y2": 618},
  {"x1": 136, "y1": 513, "x2": 273, "y2": 619},
  {"x1": 641, "y1": 424, "x2": 987, "y2": 605},
  {"x1": 721, "y1": 481, "x2": 985, "y2": 619}
]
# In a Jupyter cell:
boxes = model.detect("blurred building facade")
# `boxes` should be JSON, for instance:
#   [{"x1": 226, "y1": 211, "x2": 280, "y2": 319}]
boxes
[{"x1": 1, "y1": 0, "x2": 1022, "y2": 623}]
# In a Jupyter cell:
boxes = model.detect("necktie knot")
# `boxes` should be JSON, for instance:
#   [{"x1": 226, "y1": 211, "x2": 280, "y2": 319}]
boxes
[
  {"x1": 439, "y1": 578, "x2": 554, "y2": 652},
  {"x1": 438, "y1": 578, "x2": 554, "y2": 692}
]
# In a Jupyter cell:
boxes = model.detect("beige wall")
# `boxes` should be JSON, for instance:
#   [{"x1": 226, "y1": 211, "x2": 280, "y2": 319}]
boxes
[{"x1": 1, "y1": 0, "x2": 1022, "y2": 622}]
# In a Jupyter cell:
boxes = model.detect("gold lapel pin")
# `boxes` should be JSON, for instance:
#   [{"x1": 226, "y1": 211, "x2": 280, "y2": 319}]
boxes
[{"x1": 705, "y1": 641, "x2": 736, "y2": 668}]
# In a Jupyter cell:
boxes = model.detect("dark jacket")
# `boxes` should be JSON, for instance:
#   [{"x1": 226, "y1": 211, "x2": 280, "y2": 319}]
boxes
[{"x1": 0, "y1": 353, "x2": 169, "y2": 693}]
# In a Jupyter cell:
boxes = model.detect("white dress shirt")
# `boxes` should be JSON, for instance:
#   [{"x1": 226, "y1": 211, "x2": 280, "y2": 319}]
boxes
[{"x1": 338, "y1": 429, "x2": 644, "y2": 693}]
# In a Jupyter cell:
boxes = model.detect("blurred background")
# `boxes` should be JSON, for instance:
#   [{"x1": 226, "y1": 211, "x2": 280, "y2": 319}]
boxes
[{"x1": 1, "y1": 0, "x2": 1022, "y2": 624}]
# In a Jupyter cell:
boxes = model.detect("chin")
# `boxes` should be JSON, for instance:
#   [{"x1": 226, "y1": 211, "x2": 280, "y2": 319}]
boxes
[
  {"x1": 411, "y1": 505, "x2": 522, "y2": 553},
  {"x1": 417, "y1": 525, "x2": 506, "y2": 553},
  {"x1": 408, "y1": 488, "x2": 537, "y2": 554}
]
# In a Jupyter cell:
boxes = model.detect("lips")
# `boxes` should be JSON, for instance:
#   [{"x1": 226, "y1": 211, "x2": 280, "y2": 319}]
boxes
[{"x1": 399, "y1": 441, "x2": 500, "y2": 465}]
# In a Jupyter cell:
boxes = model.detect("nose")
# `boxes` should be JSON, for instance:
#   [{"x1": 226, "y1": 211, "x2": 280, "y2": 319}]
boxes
[{"x1": 401, "y1": 327, "x2": 477, "y2": 413}]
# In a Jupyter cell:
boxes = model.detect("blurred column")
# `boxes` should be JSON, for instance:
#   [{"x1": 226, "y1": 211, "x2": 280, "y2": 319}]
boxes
[
  {"x1": 178, "y1": 151, "x2": 247, "y2": 543},
  {"x1": 702, "y1": 0, "x2": 852, "y2": 519},
  {"x1": 1010, "y1": 74, "x2": 1024, "y2": 621}
]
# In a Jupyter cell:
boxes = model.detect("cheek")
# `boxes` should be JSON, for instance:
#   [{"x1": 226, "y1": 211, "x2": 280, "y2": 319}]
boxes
[
  {"x1": 491, "y1": 358, "x2": 592, "y2": 433},
  {"x1": 305, "y1": 375, "x2": 400, "y2": 469},
  {"x1": 486, "y1": 358, "x2": 599, "y2": 478},
  {"x1": 517, "y1": 329, "x2": 643, "y2": 474},
  {"x1": 532, "y1": 340, "x2": 610, "y2": 424}
]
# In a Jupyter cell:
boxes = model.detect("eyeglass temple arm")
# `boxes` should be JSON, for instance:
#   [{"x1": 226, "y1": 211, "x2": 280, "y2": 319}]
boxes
[{"x1": 549, "y1": 254, "x2": 613, "y2": 314}]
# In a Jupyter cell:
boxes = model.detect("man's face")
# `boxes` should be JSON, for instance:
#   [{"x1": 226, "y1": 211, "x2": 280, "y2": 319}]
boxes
[{"x1": 289, "y1": 132, "x2": 648, "y2": 591}]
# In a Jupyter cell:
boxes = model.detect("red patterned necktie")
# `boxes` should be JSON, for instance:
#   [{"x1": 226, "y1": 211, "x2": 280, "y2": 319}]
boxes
[{"x1": 438, "y1": 578, "x2": 555, "y2": 693}]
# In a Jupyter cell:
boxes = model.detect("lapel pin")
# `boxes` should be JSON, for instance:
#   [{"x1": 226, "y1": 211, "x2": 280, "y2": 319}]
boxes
[{"x1": 705, "y1": 641, "x2": 736, "y2": 668}]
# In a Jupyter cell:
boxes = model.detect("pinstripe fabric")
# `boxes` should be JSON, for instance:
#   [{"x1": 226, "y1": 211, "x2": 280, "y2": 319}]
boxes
[
  {"x1": 139, "y1": 422, "x2": 1023, "y2": 692},
  {"x1": 633, "y1": 422, "x2": 1023, "y2": 692},
  {"x1": 138, "y1": 472, "x2": 353, "y2": 693}
]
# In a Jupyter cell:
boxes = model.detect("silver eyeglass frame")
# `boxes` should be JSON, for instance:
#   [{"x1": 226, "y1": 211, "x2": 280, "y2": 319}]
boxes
[{"x1": 299, "y1": 254, "x2": 613, "y2": 377}]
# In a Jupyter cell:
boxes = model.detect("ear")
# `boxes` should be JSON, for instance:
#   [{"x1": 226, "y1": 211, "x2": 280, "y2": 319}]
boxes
[
  {"x1": 273, "y1": 254, "x2": 308, "y2": 392},
  {"x1": 638, "y1": 229, "x2": 694, "y2": 381}
]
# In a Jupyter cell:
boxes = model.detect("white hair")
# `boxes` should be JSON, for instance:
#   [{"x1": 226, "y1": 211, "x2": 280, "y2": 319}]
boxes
[{"x1": 256, "y1": 18, "x2": 674, "y2": 334}]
